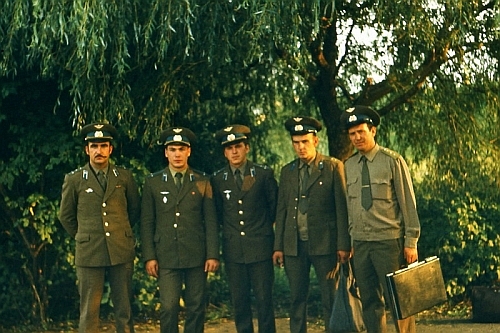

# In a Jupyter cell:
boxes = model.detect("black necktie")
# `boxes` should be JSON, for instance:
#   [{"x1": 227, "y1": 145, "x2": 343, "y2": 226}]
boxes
[
  {"x1": 175, "y1": 172, "x2": 183, "y2": 191},
  {"x1": 97, "y1": 170, "x2": 107, "y2": 190},
  {"x1": 299, "y1": 164, "x2": 309, "y2": 214},
  {"x1": 234, "y1": 169, "x2": 243, "y2": 190},
  {"x1": 361, "y1": 156, "x2": 372, "y2": 210}
]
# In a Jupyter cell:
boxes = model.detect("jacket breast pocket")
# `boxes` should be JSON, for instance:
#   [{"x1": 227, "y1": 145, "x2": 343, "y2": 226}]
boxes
[
  {"x1": 371, "y1": 178, "x2": 393, "y2": 200},
  {"x1": 346, "y1": 176, "x2": 360, "y2": 198}
]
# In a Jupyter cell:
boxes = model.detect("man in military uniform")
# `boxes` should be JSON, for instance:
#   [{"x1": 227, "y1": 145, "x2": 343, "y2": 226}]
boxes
[
  {"x1": 140, "y1": 127, "x2": 219, "y2": 333},
  {"x1": 211, "y1": 124, "x2": 278, "y2": 333},
  {"x1": 272, "y1": 116, "x2": 351, "y2": 333},
  {"x1": 341, "y1": 106, "x2": 420, "y2": 333},
  {"x1": 59, "y1": 123, "x2": 140, "y2": 333}
]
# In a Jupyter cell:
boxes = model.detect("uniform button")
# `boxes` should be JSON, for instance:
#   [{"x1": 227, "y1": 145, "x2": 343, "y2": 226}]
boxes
[
  {"x1": 294, "y1": 197, "x2": 298, "y2": 201},
  {"x1": 176, "y1": 212, "x2": 180, "y2": 216},
  {"x1": 103, "y1": 212, "x2": 107, "y2": 216},
  {"x1": 238, "y1": 210, "x2": 243, "y2": 215},
  {"x1": 238, "y1": 200, "x2": 243, "y2": 204},
  {"x1": 240, "y1": 231, "x2": 246, "y2": 236},
  {"x1": 173, "y1": 224, "x2": 178, "y2": 228},
  {"x1": 102, "y1": 202, "x2": 107, "y2": 207},
  {"x1": 104, "y1": 222, "x2": 109, "y2": 227},
  {"x1": 239, "y1": 221, "x2": 244, "y2": 225},
  {"x1": 105, "y1": 232, "x2": 110, "y2": 236}
]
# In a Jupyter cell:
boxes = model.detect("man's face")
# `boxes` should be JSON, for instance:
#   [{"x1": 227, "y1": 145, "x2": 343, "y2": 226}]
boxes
[
  {"x1": 291, "y1": 133, "x2": 318, "y2": 163},
  {"x1": 348, "y1": 123, "x2": 377, "y2": 154},
  {"x1": 165, "y1": 144, "x2": 191, "y2": 171},
  {"x1": 223, "y1": 141, "x2": 249, "y2": 168},
  {"x1": 85, "y1": 141, "x2": 113, "y2": 169}
]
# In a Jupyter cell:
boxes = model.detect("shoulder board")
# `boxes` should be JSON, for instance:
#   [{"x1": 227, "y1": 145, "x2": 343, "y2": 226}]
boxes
[
  {"x1": 148, "y1": 170, "x2": 165, "y2": 178},
  {"x1": 212, "y1": 167, "x2": 226, "y2": 176},
  {"x1": 68, "y1": 166, "x2": 85, "y2": 175},
  {"x1": 379, "y1": 147, "x2": 400, "y2": 159},
  {"x1": 346, "y1": 151, "x2": 359, "y2": 161},
  {"x1": 253, "y1": 163, "x2": 270, "y2": 170},
  {"x1": 287, "y1": 160, "x2": 298, "y2": 171},
  {"x1": 191, "y1": 169, "x2": 208, "y2": 177}
]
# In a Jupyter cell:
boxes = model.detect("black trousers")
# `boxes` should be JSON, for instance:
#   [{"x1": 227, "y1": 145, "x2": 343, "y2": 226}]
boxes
[
  {"x1": 158, "y1": 266, "x2": 207, "y2": 333},
  {"x1": 284, "y1": 240, "x2": 337, "y2": 333},
  {"x1": 226, "y1": 259, "x2": 276, "y2": 333}
]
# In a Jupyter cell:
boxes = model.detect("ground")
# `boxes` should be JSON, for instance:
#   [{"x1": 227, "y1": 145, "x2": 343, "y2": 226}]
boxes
[{"x1": 33, "y1": 316, "x2": 500, "y2": 333}]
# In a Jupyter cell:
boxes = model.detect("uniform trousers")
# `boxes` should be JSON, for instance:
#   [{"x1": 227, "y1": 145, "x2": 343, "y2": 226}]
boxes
[
  {"x1": 284, "y1": 240, "x2": 337, "y2": 333},
  {"x1": 76, "y1": 262, "x2": 135, "y2": 333},
  {"x1": 158, "y1": 266, "x2": 207, "y2": 333},
  {"x1": 225, "y1": 259, "x2": 276, "y2": 333},
  {"x1": 353, "y1": 239, "x2": 416, "y2": 333}
]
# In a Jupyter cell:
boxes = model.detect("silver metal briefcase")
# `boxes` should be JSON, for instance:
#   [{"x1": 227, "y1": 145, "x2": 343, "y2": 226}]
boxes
[{"x1": 385, "y1": 256, "x2": 447, "y2": 319}]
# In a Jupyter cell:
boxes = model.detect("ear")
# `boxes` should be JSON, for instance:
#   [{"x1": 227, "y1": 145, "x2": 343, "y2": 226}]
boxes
[{"x1": 85, "y1": 145, "x2": 90, "y2": 156}]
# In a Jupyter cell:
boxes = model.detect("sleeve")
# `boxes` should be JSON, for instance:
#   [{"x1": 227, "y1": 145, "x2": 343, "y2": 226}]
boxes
[
  {"x1": 332, "y1": 159, "x2": 351, "y2": 251},
  {"x1": 265, "y1": 169, "x2": 279, "y2": 223},
  {"x1": 210, "y1": 175, "x2": 224, "y2": 226},
  {"x1": 125, "y1": 170, "x2": 141, "y2": 226},
  {"x1": 140, "y1": 178, "x2": 157, "y2": 262},
  {"x1": 393, "y1": 156, "x2": 421, "y2": 248},
  {"x1": 58, "y1": 174, "x2": 78, "y2": 238},
  {"x1": 203, "y1": 180, "x2": 220, "y2": 260},
  {"x1": 273, "y1": 168, "x2": 287, "y2": 252}
]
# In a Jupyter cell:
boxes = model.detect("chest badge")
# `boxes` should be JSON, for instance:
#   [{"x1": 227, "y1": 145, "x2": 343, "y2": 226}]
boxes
[
  {"x1": 85, "y1": 188, "x2": 94, "y2": 193},
  {"x1": 160, "y1": 191, "x2": 170, "y2": 203},
  {"x1": 224, "y1": 190, "x2": 232, "y2": 200}
]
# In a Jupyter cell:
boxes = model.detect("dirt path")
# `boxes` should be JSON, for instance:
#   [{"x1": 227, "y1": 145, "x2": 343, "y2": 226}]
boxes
[{"x1": 135, "y1": 317, "x2": 500, "y2": 333}]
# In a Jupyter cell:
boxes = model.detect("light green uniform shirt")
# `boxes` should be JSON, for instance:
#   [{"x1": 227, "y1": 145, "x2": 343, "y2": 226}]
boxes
[{"x1": 344, "y1": 144, "x2": 420, "y2": 248}]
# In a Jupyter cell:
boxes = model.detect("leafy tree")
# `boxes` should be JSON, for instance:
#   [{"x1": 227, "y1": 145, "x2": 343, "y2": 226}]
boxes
[{"x1": 2, "y1": 0, "x2": 500, "y2": 327}]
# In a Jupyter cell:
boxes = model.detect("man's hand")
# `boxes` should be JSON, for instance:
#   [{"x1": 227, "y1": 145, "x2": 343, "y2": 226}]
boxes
[
  {"x1": 337, "y1": 250, "x2": 351, "y2": 264},
  {"x1": 145, "y1": 260, "x2": 159, "y2": 278},
  {"x1": 272, "y1": 251, "x2": 284, "y2": 268},
  {"x1": 404, "y1": 247, "x2": 418, "y2": 264},
  {"x1": 205, "y1": 259, "x2": 220, "y2": 272}
]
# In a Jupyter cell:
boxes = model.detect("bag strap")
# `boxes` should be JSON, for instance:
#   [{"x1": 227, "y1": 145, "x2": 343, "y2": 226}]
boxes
[{"x1": 326, "y1": 261, "x2": 341, "y2": 280}]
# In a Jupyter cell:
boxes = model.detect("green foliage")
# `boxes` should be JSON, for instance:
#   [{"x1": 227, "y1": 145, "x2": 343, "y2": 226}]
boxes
[{"x1": 418, "y1": 189, "x2": 500, "y2": 300}]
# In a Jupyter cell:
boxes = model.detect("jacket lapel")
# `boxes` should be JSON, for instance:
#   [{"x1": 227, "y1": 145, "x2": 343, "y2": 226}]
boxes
[
  {"x1": 239, "y1": 162, "x2": 255, "y2": 198},
  {"x1": 103, "y1": 164, "x2": 118, "y2": 202},
  {"x1": 305, "y1": 154, "x2": 322, "y2": 193}
]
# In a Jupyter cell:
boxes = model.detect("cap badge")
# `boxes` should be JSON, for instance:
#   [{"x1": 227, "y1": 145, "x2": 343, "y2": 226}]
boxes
[
  {"x1": 173, "y1": 128, "x2": 183, "y2": 133},
  {"x1": 348, "y1": 115, "x2": 358, "y2": 122},
  {"x1": 293, "y1": 117, "x2": 303, "y2": 122},
  {"x1": 224, "y1": 126, "x2": 233, "y2": 132},
  {"x1": 95, "y1": 131, "x2": 104, "y2": 138},
  {"x1": 173, "y1": 135, "x2": 183, "y2": 141},
  {"x1": 294, "y1": 124, "x2": 304, "y2": 131},
  {"x1": 227, "y1": 134, "x2": 236, "y2": 141},
  {"x1": 346, "y1": 107, "x2": 355, "y2": 113}
]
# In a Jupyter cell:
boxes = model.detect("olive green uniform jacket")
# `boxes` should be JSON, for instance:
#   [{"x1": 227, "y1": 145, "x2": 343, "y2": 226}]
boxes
[
  {"x1": 211, "y1": 161, "x2": 278, "y2": 263},
  {"x1": 58, "y1": 163, "x2": 140, "y2": 267},
  {"x1": 140, "y1": 167, "x2": 219, "y2": 269},
  {"x1": 274, "y1": 153, "x2": 351, "y2": 255}
]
